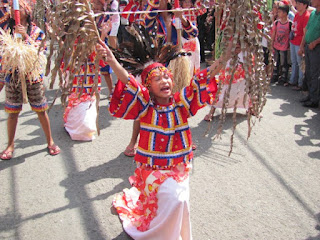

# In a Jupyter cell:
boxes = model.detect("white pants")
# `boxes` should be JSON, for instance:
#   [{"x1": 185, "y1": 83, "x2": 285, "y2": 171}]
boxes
[{"x1": 214, "y1": 79, "x2": 249, "y2": 110}]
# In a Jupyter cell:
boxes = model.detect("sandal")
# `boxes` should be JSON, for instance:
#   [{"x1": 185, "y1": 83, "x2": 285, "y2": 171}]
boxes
[
  {"x1": 124, "y1": 146, "x2": 136, "y2": 157},
  {"x1": 47, "y1": 144, "x2": 61, "y2": 156},
  {"x1": 204, "y1": 114, "x2": 213, "y2": 122},
  {"x1": 192, "y1": 144, "x2": 197, "y2": 151},
  {"x1": 0, "y1": 150, "x2": 14, "y2": 160}
]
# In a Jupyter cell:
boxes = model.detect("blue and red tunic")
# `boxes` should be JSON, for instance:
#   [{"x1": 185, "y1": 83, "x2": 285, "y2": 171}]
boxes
[
  {"x1": 144, "y1": 0, "x2": 198, "y2": 45},
  {"x1": 109, "y1": 68, "x2": 217, "y2": 168}
]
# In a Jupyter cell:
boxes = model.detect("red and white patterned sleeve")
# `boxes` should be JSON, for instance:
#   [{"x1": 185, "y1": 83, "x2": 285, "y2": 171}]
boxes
[{"x1": 109, "y1": 75, "x2": 151, "y2": 119}]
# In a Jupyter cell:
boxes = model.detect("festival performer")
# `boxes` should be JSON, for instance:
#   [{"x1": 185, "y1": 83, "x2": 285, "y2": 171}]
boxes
[
  {"x1": 92, "y1": 0, "x2": 114, "y2": 99},
  {"x1": 0, "y1": 0, "x2": 9, "y2": 29},
  {"x1": 96, "y1": 24, "x2": 234, "y2": 239},
  {"x1": 204, "y1": 49, "x2": 249, "y2": 121},
  {"x1": 0, "y1": 0, "x2": 10, "y2": 93},
  {"x1": 63, "y1": 50, "x2": 102, "y2": 141},
  {"x1": 123, "y1": 0, "x2": 199, "y2": 157},
  {"x1": 121, "y1": 0, "x2": 147, "y2": 25},
  {"x1": 0, "y1": 0, "x2": 60, "y2": 160},
  {"x1": 144, "y1": 0, "x2": 198, "y2": 44},
  {"x1": 63, "y1": 14, "x2": 112, "y2": 141},
  {"x1": 181, "y1": 0, "x2": 205, "y2": 74}
]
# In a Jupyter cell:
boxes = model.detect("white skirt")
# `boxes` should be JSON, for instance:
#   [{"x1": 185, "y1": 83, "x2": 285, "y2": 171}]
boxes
[{"x1": 123, "y1": 177, "x2": 192, "y2": 240}]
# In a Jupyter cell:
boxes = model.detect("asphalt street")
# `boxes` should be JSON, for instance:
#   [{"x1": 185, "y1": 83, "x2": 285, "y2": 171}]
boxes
[{"x1": 0, "y1": 66, "x2": 320, "y2": 240}]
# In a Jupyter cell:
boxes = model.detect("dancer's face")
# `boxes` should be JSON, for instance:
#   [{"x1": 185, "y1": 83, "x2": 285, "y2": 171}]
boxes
[{"x1": 148, "y1": 68, "x2": 173, "y2": 104}]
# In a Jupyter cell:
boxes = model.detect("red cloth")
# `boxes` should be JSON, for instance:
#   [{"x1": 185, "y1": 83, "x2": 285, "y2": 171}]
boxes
[
  {"x1": 114, "y1": 163, "x2": 190, "y2": 231},
  {"x1": 109, "y1": 68, "x2": 218, "y2": 168},
  {"x1": 272, "y1": 20, "x2": 291, "y2": 51},
  {"x1": 290, "y1": 10, "x2": 310, "y2": 46}
]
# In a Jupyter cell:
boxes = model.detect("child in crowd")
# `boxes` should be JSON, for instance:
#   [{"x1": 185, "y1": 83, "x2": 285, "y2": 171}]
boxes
[
  {"x1": 106, "y1": 0, "x2": 120, "y2": 49},
  {"x1": 92, "y1": 0, "x2": 114, "y2": 99},
  {"x1": 181, "y1": 0, "x2": 205, "y2": 73},
  {"x1": 287, "y1": 0, "x2": 310, "y2": 90},
  {"x1": 0, "y1": 0, "x2": 60, "y2": 160},
  {"x1": 271, "y1": 2, "x2": 292, "y2": 85},
  {"x1": 96, "y1": 27, "x2": 235, "y2": 239}
]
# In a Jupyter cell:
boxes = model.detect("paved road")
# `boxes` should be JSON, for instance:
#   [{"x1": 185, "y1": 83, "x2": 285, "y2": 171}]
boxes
[{"x1": 0, "y1": 69, "x2": 320, "y2": 240}]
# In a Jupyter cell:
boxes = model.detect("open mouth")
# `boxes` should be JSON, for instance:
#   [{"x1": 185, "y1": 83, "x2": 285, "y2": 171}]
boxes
[{"x1": 161, "y1": 86, "x2": 171, "y2": 93}]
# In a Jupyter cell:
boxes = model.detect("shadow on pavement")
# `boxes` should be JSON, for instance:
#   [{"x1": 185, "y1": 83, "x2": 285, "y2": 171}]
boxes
[
  {"x1": 191, "y1": 111, "x2": 248, "y2": 164},
  {"x1": 59, "y1": 151, "x2": 134, "y2": 240}
]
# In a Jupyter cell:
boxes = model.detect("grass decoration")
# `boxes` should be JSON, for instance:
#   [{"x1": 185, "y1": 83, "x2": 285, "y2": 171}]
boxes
[
  {"x1": 45, "y1": 0, "x2": 101, "y2": 103},
  {"x1": 167, "y1": 14, "x2": 192, "y2": 94},
  {"x1": 169, "y1": 55, "x2": 192, "y2": 93},
  {"x1": 0, "y1": 28, "x2": 47, "y2": 103},
  {"x1": 211, "y1": 0, "x2": 272, "y2": 155},
  {"x1": 33, "y1": 0, "x2": 51, "y2": 32}
]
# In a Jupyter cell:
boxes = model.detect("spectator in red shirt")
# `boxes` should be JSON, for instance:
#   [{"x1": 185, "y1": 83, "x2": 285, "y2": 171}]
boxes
[{"x1": 286, "y1": 0, "x2": 310, "y2": 90}]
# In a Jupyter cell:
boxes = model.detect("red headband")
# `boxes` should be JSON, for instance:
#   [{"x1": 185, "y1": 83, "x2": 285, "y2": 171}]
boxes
[{"x1": 140, "y1": 62, "x2": 165, "y2": 87}]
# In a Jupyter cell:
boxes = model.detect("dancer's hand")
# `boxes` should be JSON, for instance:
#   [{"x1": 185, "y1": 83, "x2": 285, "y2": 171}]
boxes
[
  {"x1": 96, "y1": 41, "x2": 115, "y2": 64},
  {"x1": 96, "y1": 41, "x2": 129, "y2": 84},
  {"x1": 101, "y1": 21, "x2": 112, "y2": 40},
  {"x1": 174, "y1": 8, "x2": 183, "y2": 19},
  {"x1": 15, "y1": 24, "x2": 28, "y2": 39}
]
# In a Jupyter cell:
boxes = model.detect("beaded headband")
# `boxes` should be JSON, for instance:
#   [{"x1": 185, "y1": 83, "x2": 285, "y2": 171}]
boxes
[{"x1": 141, "y1": 62, "x2": 166, "y2": 88}]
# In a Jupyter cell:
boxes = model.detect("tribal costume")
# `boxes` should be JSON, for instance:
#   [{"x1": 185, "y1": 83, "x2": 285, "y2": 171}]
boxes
[
  {"x1": 63, "y1": 51, "x2": 104, "y2": 141},
  {"x1": 0, "y1": 0, "x2": 11, "y2": 87},
  {"x1": 109, "y1": 67, "x2": 218, "y2": 239},
  {"x1": 3, "y1": 23, "x2": 48, "y2": 113},
  {"x1": 144, "y1": 0, "x2": 198, "y2": 45}
]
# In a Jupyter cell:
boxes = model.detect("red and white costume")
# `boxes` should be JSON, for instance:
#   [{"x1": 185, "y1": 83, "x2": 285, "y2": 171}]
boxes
[
  {"x1": 109, "y1": 68, "x2": 218, "y2": 239},
  {"x1": 213, "y1": 53, "x2": 249, "y2": 110},
  {"x1": 63, "y1": 52, "x2": 103, "y2": 141}
]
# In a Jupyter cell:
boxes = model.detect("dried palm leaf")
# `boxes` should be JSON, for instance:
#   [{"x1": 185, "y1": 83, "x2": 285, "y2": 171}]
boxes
[
  {"x1": 44, "y1": 0, "x2": 104, "y2": 134},
  {"x1": 33, "y1": 0, "x2": 51, "y2": 32},
  {"x1": 211, "y1": 0, "x2": 272, "y2": 155},
  {"x1": 45, "y1": 0, "x2": 101, "y2": 105}
]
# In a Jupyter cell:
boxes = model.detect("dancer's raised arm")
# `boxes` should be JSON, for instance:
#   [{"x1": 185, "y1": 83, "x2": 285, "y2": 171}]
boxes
[{"x1": 96, "y1": 41, "x2": 129, "y2": 84}]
